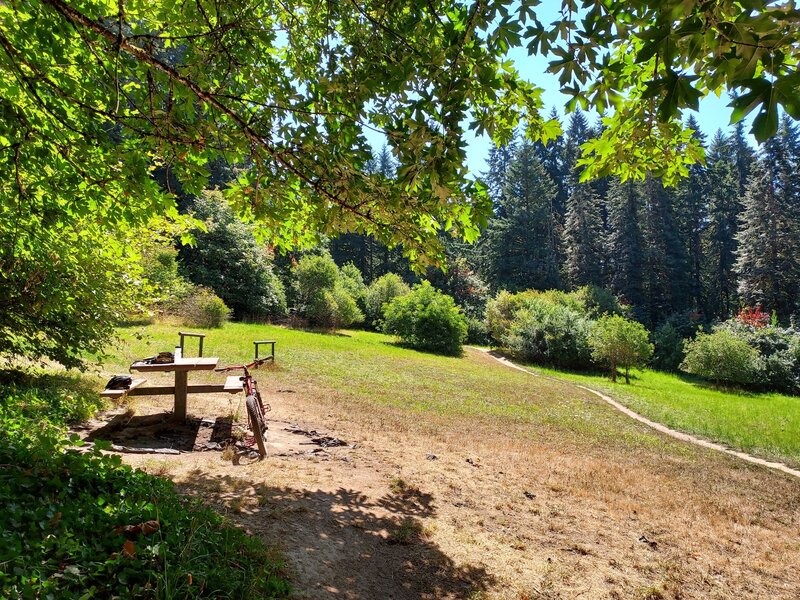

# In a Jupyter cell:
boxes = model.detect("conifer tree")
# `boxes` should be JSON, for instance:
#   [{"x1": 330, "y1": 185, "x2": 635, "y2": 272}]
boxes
[
  {"x1": 674, "y1": 116, "x2": 707, "y2": 310},
  {"x1": 702, "y1": 130, "x2": 742, "y2": 319},
  {"x1": 606, "y1": 178, "x2": 645, "y2": 314},
  {"x1": 563, "y1": 183, "x2": 605, "y2": 287},
  {"x1": 534, "y1": 108, "x2": 567, "y2": 216},
  {"x1": 480, "y1": 141, "x2": 561, "y2": 291},
  {"x1": 735, "y1": 117, "x2": 800, "y2": 320}
]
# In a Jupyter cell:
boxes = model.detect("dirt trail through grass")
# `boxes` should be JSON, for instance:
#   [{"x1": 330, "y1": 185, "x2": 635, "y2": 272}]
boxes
[
  {"x1": 479, "y1": 348, "x2": 800, "y2": 480},
  {"x1": 107, "y1": 325, "x2": 800, "y2": 599}
]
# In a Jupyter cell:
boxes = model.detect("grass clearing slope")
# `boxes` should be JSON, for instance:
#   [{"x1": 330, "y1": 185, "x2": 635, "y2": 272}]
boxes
[
  {"x1": 533, "y1": 366, "x2": 800, "y2": 468},
  {"x1": 105, "y1": 323, "x2": 800, "y2": 599}
]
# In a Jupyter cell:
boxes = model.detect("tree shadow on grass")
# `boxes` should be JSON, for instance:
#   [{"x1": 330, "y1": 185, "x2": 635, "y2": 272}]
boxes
[{"x1": 177, "y1": 472, "x2": 494, "y2": 599}]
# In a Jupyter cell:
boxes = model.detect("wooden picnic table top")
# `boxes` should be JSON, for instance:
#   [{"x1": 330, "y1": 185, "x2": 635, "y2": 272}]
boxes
[{"x1": 130, "y1": 357, "x2": 219, "y2": 373}]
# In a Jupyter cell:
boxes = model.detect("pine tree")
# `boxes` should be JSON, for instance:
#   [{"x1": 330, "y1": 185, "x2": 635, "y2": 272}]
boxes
[
  {"x1": 563, "y1": 183, "x2": 605, "y2": 287},
  {"x1": 674, "y1": 115, "x2": 707, "y2": 311},
  {"x1": 639, "y1": 175, "x2": 691, "y2": 325},
  {"x1": 606, "y1": 178, "x2": 645, "y2": 314},
  {"x1": 534, "y1": 108, "x2": 567, "y2": 216},
  {"x1": 702, "y1": 130, "x2": 742, "y2": 319},
  {"x1": 484, "y1": 135, "x2": 518, "y2": 210},
  {"x1": 735, "y1": 117, "x2": 800, "y2": 320},
  {"x1": 480, "y1": 141, "x2": 561, "y2": 291}
]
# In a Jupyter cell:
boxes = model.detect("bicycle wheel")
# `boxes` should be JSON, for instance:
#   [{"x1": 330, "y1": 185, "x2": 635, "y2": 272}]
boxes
[{"x1": 245, "y1": 393, "x2": 267, "y2": 458}]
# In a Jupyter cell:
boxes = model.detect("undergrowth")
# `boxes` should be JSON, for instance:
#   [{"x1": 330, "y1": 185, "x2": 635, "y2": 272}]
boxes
[{"x1": 0, "y1": 370, "x2": 290, "y2": 599}]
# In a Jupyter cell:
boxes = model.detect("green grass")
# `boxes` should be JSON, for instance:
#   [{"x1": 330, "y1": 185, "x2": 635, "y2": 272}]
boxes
[
  {"x1": 532, "y1": 365, "x2": 800, "y2": 467},
  {"x1": 106, "y1": 323, "x2": 695, "y2": 458}
]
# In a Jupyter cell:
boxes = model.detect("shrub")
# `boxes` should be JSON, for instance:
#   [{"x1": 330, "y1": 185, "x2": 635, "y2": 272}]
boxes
[
  {"x1": 716, "y1": 321, "x2": 800, "y2": 393},
  {"x1": 485, "y1": 290, "x2": 539, "y2": 345},
  {"x1": 572, "y1": 285, "x2": 627, "y2": 319},
  {"x1": 466, "y1": 316, "x2": 490, "y2": 345},
  {"x1": 294, "y1": 254, "x2": 364, "y2": 328},
  {"x1": 681, "y1": 330, "x2": 763, "y2": 386},
  {"x1": 180, "y1": 191, "x2": 287, "y2": 320},
  {"x1": 383, "y1": 282, "x2": 467, "y2": 356},
  {"x1": 426, "y1": 257, "x2": 489, "y2": 319},
  {"x1": 505, "y1": 299, "x2": 593, "y2": 369},
  {"x1": 365, "y1": 273, "x2": 410, "y2": 329},
  {"x1": 339, "y1": 262, "x2": 368, "y2": 316},
  {"x1": 589, "y1": 315, "x2": 654, "y2": 383},
  {"x1": 181, "y1": 287, "x2": 231, "y2": 328},
  {"x1": 652, "y1": 322, "x2": 684, "y2": 371}
]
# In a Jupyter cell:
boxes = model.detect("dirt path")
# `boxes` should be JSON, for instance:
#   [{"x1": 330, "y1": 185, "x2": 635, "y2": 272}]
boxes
[
  {"x1": 478, "y1": 349, "x2": 800, "y2": 480},
  {"x1": 106, "y1": 350, "x2": 800, "y2": 599}
]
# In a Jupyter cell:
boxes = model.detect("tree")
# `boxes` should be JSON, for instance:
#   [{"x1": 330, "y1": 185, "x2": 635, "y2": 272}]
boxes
[
  {"x1": 639, "y1": 175, "x2": 691, "y2": 326},
  {"x1": 606, "y1": 178, "x2": 645, "y2": 315},
  {"x1": 563, "y1": 183, "x2": 605, "y2": 288},
  {"x1": 480, "y1": 142, "x2": 561, "y2": 291},
  {"x1": 702, "y1": 131, "x2": 743, "y2": 319},
  {"x1": 294, "y1": 254, "x2": 364, "y2": 329},
  {"x1": 180, "y1": 191, "x2": 287, "y2": 320},
  {"x1": 674, "y1": 116, "x2": 707, "y2": 311},
  {"x1": 735, "y1": 118, "x2": 800, "y2": 320},
  {"x1": 589, "y1": 315, "x2": 654, "y2": 384}
]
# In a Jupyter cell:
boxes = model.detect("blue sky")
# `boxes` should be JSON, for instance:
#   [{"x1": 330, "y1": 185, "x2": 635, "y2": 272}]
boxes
[{"x1": 364, "y1": 6, "x2": 757, "y2": 177}]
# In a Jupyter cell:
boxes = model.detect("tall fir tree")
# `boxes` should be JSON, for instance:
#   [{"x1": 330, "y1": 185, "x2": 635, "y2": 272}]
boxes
[
  {"x1": 484, "y1": 135, "x2": 518, "y2": 212},
  {"x1": 639, "y1": 175, "x2": 691, "y2": 325},
  {"x1": 480, "y1": 141, "x2": 561, "y2": 291},
  {"x1": 702, "y1": 130, "x2": 742, "y2": 319},
  {"x1": 562, "y1": 110, "x2": 605, "y2": 288},
  {"x1": 563, "y1": 183, "x2": 605, "y2": 287},
  {"x1": 534, "y1": 108, "x2": 567, "y2": 216},
  {"x1": 735, "y1": 117, "x2": 800, "y2": 320},
  {"x1": 606, "y1": 178, "x2": 645, "y2": 314},
  {"x1": 674, "y1": 115, "x2": 707, "y2": 311}
]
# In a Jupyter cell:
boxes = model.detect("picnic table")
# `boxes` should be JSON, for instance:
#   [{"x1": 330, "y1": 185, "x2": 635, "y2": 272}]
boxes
[{"x1": 119, "y1": 347, "x2": 242, "y2": 421}]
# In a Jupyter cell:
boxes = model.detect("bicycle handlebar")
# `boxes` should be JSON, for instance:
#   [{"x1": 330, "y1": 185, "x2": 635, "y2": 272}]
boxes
[{"x1": 214, "y1": 357, "x2": 271, "y2": 373}]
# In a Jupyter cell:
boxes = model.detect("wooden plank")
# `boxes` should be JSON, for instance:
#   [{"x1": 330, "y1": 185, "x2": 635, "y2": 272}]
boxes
[
  {"x1": 173, "y1": 370, "x2": 188, "y2": 421},
  {"x1": 224, "y1": 375, "x2": 244, "y2": 392},
  {"x1": 127, "y1": 386, "x2": 175, "y2": 396},
  {"x1": 130, "y1": 356, "x2": 219, "y2": 373},
  {"x1": 100, "y1": 378, "x2": 148, "y2": 399}
]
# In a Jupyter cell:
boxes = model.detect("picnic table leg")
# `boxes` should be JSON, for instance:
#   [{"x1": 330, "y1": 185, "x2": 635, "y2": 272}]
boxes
[{"x1": 174, "y1": 371, "x2": 188, "y2": 421}]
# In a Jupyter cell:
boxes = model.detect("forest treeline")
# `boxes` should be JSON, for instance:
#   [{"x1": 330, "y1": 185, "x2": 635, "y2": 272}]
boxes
[{"x1": 323, "y1": 110, "x2": 800, "y2": 329}]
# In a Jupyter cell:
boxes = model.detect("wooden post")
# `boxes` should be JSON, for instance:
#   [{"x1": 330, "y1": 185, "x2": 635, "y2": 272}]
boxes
[{"x1": 173, "y1": 370, "x2": 188, "y2": 421}]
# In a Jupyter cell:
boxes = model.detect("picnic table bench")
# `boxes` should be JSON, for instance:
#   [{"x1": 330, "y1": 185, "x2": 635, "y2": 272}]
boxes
[{"x1": 102, "y1": 336, "x2": 277, "y2": 421}]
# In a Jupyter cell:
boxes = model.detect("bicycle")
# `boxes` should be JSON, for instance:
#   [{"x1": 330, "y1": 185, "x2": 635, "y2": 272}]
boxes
[{"x1": 214, "y1": 357, "x2": 271, "y2": 458}]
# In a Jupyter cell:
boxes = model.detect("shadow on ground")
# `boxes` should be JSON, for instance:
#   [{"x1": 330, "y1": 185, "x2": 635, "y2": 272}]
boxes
[{"x1": 177, "y1": 472, "x2": 493, "y2": 599}]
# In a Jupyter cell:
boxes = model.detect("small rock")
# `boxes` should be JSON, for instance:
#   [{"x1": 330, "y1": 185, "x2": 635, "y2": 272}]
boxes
[
  {"x1": 465, "y1": 457, "x2": 480, "y2": 467},
  {"x1": 638, "y1": 535, "x2": 658, "y2": 550},
  {"x1": 426, "y1": 453, "x2": 438, "y2": 460},
  {"x1": 523, "y1": 491, "x2": 536, "y2": 500}
]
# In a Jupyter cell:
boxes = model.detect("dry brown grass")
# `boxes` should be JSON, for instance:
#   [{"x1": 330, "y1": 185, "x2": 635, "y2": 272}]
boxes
[{"x1": 110, "y1": 326, "x2": 800, "y2": 599}]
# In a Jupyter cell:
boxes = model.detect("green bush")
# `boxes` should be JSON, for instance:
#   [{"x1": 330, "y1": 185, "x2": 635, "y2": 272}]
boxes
[
  {"x1": 572, "y1": 285, "x2": 627, "y2": 319},
  {"x1": 652, "y1": 322, "x2": 685, "y2": 371},
  {"x1": 681, "y1": 329, "x2": 764, "y2": 386},
  {"x1": 505, "y1": 299, "x2": 593, "y2": 369},
  {"x1": 589, "y1": 315, "x2": 654, "y2": 383},
  {"x1": 365, "y1": 273, "x2": 410, "y2": 329},
  {"x1": 466, "y1": 316, "x2": 490, "y2": 345},
  {"x1": 181, "y1": 287, "x2": 231, "y2": 328},
  {"x1": 717, "y1": 322, "x2": 800, "y2": 393},
  {"x1": 339, "y1": 263, "x2": 368, "y2": 316},
  {"x1": 383, "y1": 282, "x2": 467, "y2": 356},
  {"x1": 294, "y1": 254, "x2": 364, "y2": 328},
  {"x1": 485, "y1": 290, "x2": 539, "y2": 345},
  {"x1": 180, "y1": 191, "x2": 287, "y2": 320}
]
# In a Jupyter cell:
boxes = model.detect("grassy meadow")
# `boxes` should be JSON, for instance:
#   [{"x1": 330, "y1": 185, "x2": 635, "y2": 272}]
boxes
[{"x1": 533, "y1": 365, "x2": 800, "y2": 467}]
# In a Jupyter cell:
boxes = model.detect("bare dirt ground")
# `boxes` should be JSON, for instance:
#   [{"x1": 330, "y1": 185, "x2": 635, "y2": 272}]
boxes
[{"x1": 94, "y1": 351, "x2": 800, "y2": 600}]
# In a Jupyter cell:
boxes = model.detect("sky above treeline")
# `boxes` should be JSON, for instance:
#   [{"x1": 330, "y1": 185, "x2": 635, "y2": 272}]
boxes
[{"x1": 365, "y1": 4, "x2": 758, "y2": 177}]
